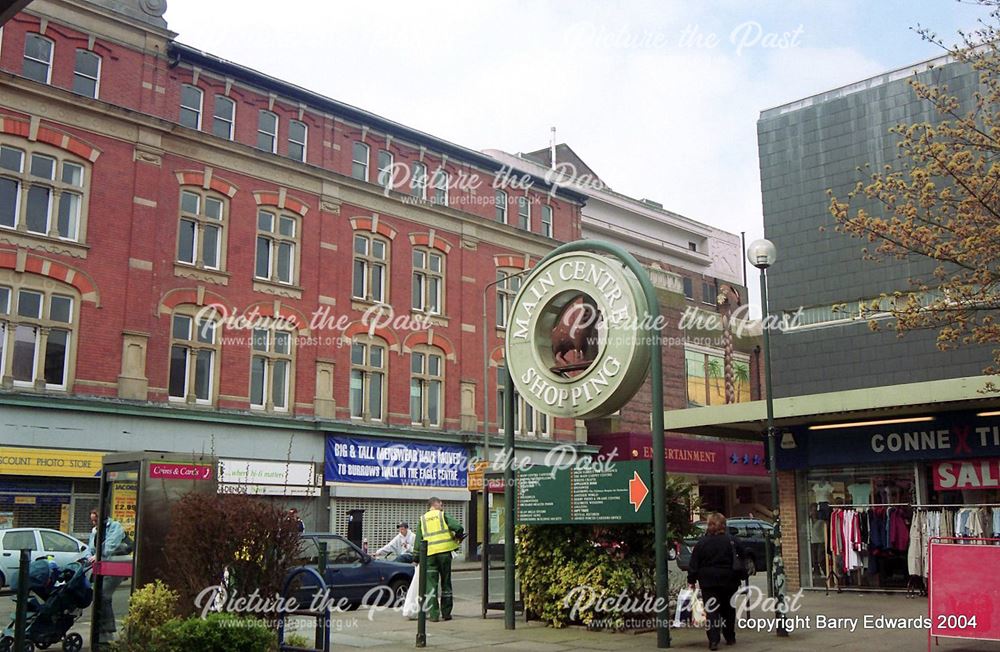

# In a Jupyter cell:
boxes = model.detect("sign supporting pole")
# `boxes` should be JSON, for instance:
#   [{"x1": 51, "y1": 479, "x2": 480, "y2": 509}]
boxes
[
  {"x1": 416, "y1": 541, "x2": 427, "y2": 647},
  {"x1": 503, "y1": 367, "x2": 516, "y2": 630}
]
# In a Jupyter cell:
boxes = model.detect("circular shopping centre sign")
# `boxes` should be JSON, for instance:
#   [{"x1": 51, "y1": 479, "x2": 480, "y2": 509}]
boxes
[{"x1": 504, "y1": 252, "x2": 651, "y2": 420}]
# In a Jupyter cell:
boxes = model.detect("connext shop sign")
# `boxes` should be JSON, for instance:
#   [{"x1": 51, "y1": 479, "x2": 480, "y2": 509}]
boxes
[
  {"x1": 777, "y1": 413, "x2": 1000, "y2": 470},
  {"x1": 325, "y1": 436, "x2": 468, "y2": 488}
]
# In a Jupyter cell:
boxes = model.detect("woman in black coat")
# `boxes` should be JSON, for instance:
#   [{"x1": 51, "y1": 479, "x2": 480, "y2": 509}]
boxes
[{"x1": 687, "y1": 512, "x2": 747, "y2": 650}]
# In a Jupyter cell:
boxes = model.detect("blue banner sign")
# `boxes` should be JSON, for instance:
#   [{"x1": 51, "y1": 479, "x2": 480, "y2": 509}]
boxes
[
  {"x1": 777, "y1": 412, "x2": 1000, "y2": 470},
  {"x1": 325, "y1": 436, "x2": 468, "y2": 488}
]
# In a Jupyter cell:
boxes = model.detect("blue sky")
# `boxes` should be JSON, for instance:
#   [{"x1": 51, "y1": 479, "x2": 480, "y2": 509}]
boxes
[{"x1": 164, "y1": 0, "x2": 990, "y2": 292}]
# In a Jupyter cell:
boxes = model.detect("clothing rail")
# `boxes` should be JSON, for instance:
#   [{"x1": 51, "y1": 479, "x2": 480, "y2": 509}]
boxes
[
  {"x1": 914, "y1": 503, "x2": 1000, "y2": 508},
  {"x1": 829, "y1": 503, "x2": 910, "y2": 508}
]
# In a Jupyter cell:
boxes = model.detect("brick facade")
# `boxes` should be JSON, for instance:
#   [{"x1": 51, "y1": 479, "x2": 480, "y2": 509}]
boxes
[{"x1": 0, "y1": 1, "x2": 587, "y2": 442}]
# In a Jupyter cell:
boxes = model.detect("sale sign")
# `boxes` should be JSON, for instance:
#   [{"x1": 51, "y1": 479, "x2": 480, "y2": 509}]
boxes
[
  {"x1": 149, "y1": 462, "x2": 213, "y2": 481},
  {"x1": 933, "y1": 458, "x2": 1000, "y2": 490}
]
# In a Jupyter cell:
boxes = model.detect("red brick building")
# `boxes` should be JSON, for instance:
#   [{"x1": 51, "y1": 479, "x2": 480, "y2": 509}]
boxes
[{"x1": 0, "y1": 0, "x2": 589, "y2": 545}]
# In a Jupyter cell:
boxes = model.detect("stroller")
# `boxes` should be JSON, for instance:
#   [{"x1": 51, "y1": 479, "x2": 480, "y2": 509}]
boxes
[{"x1": 0, "y1": 558, "x2": 93, "y2": 652}]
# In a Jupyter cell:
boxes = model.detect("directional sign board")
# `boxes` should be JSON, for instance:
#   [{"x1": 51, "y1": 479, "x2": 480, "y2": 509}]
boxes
[{"x1": 516, "y1": 460, "x2": 652, "y2": 525}]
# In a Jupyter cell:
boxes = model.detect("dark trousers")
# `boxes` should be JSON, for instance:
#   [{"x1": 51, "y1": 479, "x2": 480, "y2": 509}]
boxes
[
  {"x1": 702, "y1": 584, "x2": 737, "y2": 645},
  {"x1": 425, "y1": 551, "x2": 453, "y2": 619}
]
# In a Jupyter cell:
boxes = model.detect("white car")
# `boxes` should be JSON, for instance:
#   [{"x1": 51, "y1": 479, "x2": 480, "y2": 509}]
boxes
[{"x1": 0, "y1": 528, "x2": 89, "y2": 589}]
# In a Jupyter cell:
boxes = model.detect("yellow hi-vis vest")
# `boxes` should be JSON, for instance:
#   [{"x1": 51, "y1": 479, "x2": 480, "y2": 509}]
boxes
[{"x1": 420, "y1": 508, "x2": 458, "y2": 556}]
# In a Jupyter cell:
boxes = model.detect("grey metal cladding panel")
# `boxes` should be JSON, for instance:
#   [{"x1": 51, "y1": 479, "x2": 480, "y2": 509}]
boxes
[{"x1": 769, "y1": 322, "x2": 993, "y2": 397}]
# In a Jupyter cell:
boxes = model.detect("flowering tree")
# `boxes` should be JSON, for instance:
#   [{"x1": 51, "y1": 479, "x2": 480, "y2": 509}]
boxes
[{"x1": 828, "y1": 4, "x2": 1000, "y2": 374}]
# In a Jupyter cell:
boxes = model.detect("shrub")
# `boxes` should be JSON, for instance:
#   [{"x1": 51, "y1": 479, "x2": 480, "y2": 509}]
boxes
[
  {"x1": 164, "y1": 493, "x2": 301, "y2": 616},
  {"x1": 518, "y1": 475, "x2": 700, "y2": 629},
  {"x1": 118, "y1": 580, "x2": 179, "y2": 652},
  {"x1": 156, "y1": 612, "x2": 274, "y2": 652}
]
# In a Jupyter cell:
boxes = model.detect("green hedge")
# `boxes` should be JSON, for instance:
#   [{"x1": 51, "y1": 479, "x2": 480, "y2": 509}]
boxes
[
  {"x1": 156, "y1": 612, "x2": 274, "y2": 652},
  {"x1": 517, "y1": 475, "x2": 699, "y2": 629}
]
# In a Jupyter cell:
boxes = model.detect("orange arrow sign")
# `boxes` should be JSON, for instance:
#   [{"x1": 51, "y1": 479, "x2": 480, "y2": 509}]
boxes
[{"x1": 629, "y1": 471, "x2": 649, "y2": 512}]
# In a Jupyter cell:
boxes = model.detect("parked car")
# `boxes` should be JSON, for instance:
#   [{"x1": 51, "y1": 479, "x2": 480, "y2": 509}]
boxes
[
  {"x1": 287, "y1": 533, "x2": 414, "y2": 609},
  {"x1": 676, "y1": 518, "x2": 775, "y2": 576},
  {"x1": 0, "y1": 528, "x2": 89, "y2": 589}
]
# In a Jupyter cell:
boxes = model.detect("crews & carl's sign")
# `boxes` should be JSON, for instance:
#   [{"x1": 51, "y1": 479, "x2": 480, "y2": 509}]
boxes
[{"x1": 505, "y1": 252, "x2": 651, "y2": 419}]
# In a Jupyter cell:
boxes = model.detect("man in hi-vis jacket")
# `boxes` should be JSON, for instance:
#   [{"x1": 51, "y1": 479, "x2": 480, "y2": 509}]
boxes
[{"x1": 414, "y1": 496, "x2": 464, "y2": 621}]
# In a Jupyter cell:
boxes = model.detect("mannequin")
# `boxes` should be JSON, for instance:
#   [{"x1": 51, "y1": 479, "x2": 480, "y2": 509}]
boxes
[{"x1": 848, "y1": 482, "x2": 871, "y2": 506}]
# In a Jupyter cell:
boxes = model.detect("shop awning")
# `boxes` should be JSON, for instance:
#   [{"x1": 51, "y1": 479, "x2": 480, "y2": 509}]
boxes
[{"x1": 664, "y1": 375, "x2": 1000, "y2": 439}]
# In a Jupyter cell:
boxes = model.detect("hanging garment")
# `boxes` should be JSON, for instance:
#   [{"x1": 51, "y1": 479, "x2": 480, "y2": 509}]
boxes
[
  {"x1": 889, "y1": 508, "x2": 911, "y2": 552},
  {"x1": 907, "y1": 511, "x2": 924, "y2": 577},
  {"x1": 993, "y1": 508, "x2": 1000, "y2": 538}
]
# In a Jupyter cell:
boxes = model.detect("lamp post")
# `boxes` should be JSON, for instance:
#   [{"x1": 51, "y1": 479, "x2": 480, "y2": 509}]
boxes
[{"x1": 746, "y1": 238, "x2": 788, "y2": 637}]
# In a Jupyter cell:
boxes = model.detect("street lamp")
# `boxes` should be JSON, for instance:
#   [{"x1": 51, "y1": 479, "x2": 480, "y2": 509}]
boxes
[{"x1": 746, "y1": 238, "x2": 788, "y2": 637}]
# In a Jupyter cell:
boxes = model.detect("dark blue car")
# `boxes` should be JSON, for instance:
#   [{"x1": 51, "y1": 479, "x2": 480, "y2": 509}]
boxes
[{"x1": 288, "y1": 533, "x2": 414, "y2": 610}]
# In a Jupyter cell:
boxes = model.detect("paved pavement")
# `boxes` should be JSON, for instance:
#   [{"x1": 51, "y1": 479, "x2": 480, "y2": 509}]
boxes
[{"x1": 3, "y1": 564, "x2": 998, "y2": 651}]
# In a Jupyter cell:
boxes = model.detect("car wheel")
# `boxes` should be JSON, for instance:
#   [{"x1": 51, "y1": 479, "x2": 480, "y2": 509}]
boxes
[
  {"x1": 745, "y1": 556, "x2": 757, "y2": 576},
  {"x1": 389, "y1": 578, "x2": 409, "y2": 606}
]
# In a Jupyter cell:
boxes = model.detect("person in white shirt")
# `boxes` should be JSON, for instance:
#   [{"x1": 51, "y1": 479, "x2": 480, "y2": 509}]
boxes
[{"x1": 375, "y1": 523, "x2": 416, "y2": 563}]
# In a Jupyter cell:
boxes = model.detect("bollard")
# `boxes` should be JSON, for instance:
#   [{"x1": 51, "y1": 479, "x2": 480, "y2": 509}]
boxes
[
  {"x1": 416, "y1": 540, "x2": 427, "y2": 647},
  {"x1": 316, "y1": 541, "x2": 328, "y2": 651},
  {"x1": 13, "y1": 549, "x2": 30, "y2": 651}
]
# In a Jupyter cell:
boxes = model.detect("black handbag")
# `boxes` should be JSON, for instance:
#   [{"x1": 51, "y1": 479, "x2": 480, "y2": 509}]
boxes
[{"x1": 114, "y1": 531, "x2": 134, "y2": 556}]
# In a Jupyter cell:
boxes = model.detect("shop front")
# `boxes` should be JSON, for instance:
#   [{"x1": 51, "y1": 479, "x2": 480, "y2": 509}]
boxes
[
  {"x1": 588, "y1": 432, "x2": 770, "y2": 518},
  {"x1": 218, "y1": 458, "x2": 323, "y2": 529},
  {"x1": 325, "y1": 434, "x2": 470, "y2": 558},
  {"x1": 0, "y1": 446, "x2": 105, "y2": 540},
  {"x1": 779, "y1": 410, "x2": 1000, "y2": 592}
]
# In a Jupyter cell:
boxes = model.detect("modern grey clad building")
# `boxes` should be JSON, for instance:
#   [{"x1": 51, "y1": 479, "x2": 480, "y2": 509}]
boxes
[
  {"x1": 757, "y1": 56, "x2": 990, "y2": 397},
  {"x1": 666, "y1": 55, "x2": 1000, "y2": 592}
]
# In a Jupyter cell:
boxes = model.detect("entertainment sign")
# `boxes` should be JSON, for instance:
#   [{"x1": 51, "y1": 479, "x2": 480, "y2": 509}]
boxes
[{"x1": 515, "y1": 460, "x2": 651, "y2": 525}]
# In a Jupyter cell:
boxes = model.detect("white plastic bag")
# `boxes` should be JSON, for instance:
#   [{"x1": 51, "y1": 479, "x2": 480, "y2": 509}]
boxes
[
  {"x1": 672, "y1": 588, "x2": 695, "y2": 627},
  {"x1": 402, "y1": 573, "x2": 421, "y2": 620},
  {"x1": 691, "y1": 592, "x2": 707, "y2": 628}
]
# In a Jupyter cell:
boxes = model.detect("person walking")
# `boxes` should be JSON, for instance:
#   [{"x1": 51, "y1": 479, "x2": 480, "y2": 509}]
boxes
[
  {"x1": 375, "y1": 522, "x2": 416, "y2": 563},
  {"x1": 687, "y1": 512, "x2": 747, "y2": 650},
  {"x1": 414, "y1": 497, "x2": 464, "y2": 622}
]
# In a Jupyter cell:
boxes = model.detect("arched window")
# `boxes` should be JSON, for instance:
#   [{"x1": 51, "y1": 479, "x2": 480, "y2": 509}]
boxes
[
  {"x1": 255, "y1": 209, "x2": 299, "y2": 285},
  {"x1": 176, "y1": 188, "x2": 228, "y2": 271},
  {"x1": 168, "y1": 306, "x2": 220, "y2": 405},
  {"x1": 0, "y1": 275, "x2": 78, "y2": 390},
  {"x1": 495, "y1": 268, "x2": 521, "y2": 328},
  {"x1": 22, "y1": 34, "x2": 53, "y2": 84},
  {"x1": 412, "y1": 247, "x2": 443, "y2": 314},
  {"x1": 410, "y1": 346, "x2": 443, "y2": 427},
  {"x1": 250, "y1": 326, "x2": 294, "y2": 411},
  {"x1": 0, "y1": 140, "x2": 89, "y2": 242},
  {"x1": 350, "y1": 335, "x2": 386, "y2": 421}
]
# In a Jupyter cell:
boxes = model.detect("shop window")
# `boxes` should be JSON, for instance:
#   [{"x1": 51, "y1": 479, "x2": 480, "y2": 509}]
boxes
[
  {"x1": 257, "y1": 111, "x2": 278, "y2": 154},
  {"x1": 0, "y1": 141, "x2": 88, "y2": 242},
  {"x1": 179, "y1": 84, "x2": 203, "y2": 130},
  {"x1": 349, "y1": 337, "x2": 385, "y2": 421},
  {"x1": 287, "y1": 120, "x2": 307, "y2": 162},
  {"x1": 176, "y1": 188, "x2": 227, "y2": 271},
  {"x1": 410, "y1": 347, "x2": 443, "y2": 427},
  {"x1": 0, "y1": 280, "x2": 78, "y2": 390},
  {"x1": 22, "y1": 34, "x2": 52, "y2": 84},
  {"x1": 255, "y1": 209, "x2": 298, "y2": 285},
  {"x1": 685, "y1": 348, "x2": 751, "y2": 406},
  {"x1": 352, "y1": 233, "x2": 388, "y2": 303},
  {"x1": 496, "y1": 366, "x2": 548, "y2": 438},
  {"x1": 250, "y1": 327, "x2": 293, "y2": 411},
  {"x1": 212, "y1": 96, "x2": 235, "y2": 140},
  {"x1": 495, "y1": 269, "x2": 521, "y2": 329},
  {"x1": 412, "y1": 248, "x2": 443, "y2": 314},
  {"x1": 72, "y1": 50, "x2": 101, "y2": 98},
  {"x1": 168, "y1": 309, "x2": 220, "y2": 405}
]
